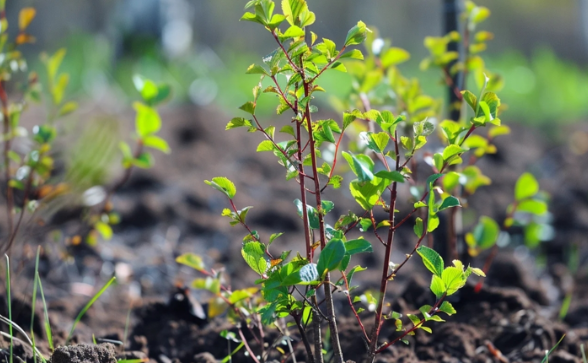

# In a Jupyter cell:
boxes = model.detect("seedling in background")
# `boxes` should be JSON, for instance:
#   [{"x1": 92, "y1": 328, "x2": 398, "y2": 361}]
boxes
[{"x1": 0, "y1": 3, "x2": 172, "y2": 253}]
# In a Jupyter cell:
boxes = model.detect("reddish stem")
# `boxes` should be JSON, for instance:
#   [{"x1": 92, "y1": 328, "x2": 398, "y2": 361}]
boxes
[{"x1": 341, "y1": 272, "x2": 370, "y2": 343}]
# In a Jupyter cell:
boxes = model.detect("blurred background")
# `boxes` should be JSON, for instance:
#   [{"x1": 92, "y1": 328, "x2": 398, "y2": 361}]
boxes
[{"x1": 5, "y1": 0, "x2": 588, "y2": 126}]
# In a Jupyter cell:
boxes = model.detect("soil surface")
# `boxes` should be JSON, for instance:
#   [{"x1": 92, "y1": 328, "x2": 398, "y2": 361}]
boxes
[{"x1": 1, "y1": 104, "x2": 587, "y2": 363}]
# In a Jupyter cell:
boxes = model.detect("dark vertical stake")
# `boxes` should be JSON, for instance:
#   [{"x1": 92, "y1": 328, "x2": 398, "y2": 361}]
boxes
[
  {"x1": 437, "y1": 0, "x2": 463, "y2": 263},
  {"x1": 444, "y1": 0, "x2": 462, "y2": 122}
]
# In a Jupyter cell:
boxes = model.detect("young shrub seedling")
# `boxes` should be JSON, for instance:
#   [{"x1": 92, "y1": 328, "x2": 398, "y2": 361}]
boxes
[{"x1": 184, "y1": 1, "x2": 548, "y2": 363}]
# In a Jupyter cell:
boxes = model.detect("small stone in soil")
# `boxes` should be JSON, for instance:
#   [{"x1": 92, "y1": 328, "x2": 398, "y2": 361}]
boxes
[{"x1": 50, "y1": 343, "x2": 117, "y2": 363}]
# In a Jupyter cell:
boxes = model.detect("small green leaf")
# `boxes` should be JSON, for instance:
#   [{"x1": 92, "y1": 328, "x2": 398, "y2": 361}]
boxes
[
  {"x1": 438, "y1": 196, "x2": 460, "y2": 211},
  {"x1": 317, "y1": 239, "x2": 346, "y2": 277},
  {"x1": 515, "y1": 172, "x2": 539, "y2": 201},
  {"x1": 374, "y1": 170, "x2": 404, "y2": 183},
  {"x1": 468, "y1": 216, "x2": 499, "y2": 250},
  {"x1": 176, "y1": 253, "x2": 205, "y2": 271},
  {"x1": 414, "y1": 217, "x2": 423, "y2": 238},
  {"x1": 430, "y1": 275, "x2": 445, "y2": 298},
  {"x1": 407, "y1": 314, "x2": 421, "y2": 325},
  {"x1": 442, "y1": 266, "x2": 466, "y2": 296},
  {"x1": 134, "y1": 102, "x2": 161, "y2": 137},
  {"x1": 226, "y1": 117, "x2": 253, "y2": 130},
  {"x1": 95, "y1": 222, "x2": 113, "y2": 241},
  {"x1": 461, "y1": 90, "x2": 477, "y2": 111},
  {"x1": 143, "y1": 135, "x2": 171, "y2": 154},
  {"x1": 438, "y1": 301, "x2": 456, "y2": 315},
  {"x1": 442, "y1": 144, "x2": 465, "y2": 161},
  {"x1": 344, "y1": 21, "x2": 370, "y2": 47},
  {"x1": 345, "y1": 239, "x2": 373, "y2": 255},
  {"x1": 257, "y1": 140, "x2": 275, "y2": 152},
  {"x1": 269, "y1": 232, "x2": 284, "y2": 245},
  {"x1": 470, "y1": 267, "x2": 486, "y2": 277},
  {"x1": 239, "y1": 101, "x2": 256, "y2": 115},
  {"x1": 246, "y1": 64, "x2": 268, "y2": 75},
  {"x1": 133, "y1": 152, "x2": 154, "y2": 169},
  {"x1": 192, "y1": 277, "x2": 221, "y2": 294},
  {"x1": 417, "y1": 246, "x2": 444, "y2": 277},
  {"x1": 205, "y1": 177, "x2": 237, "y2": 199},
  {"x1": 58, "y1": 101, "x2": 78, "y2": 116},
  {"x1": 242, "y1": 242, "x2": 269, "y2": 275},
  {"x1": 516, "y1": 199, "x2": 547, "y2": 215},
  {"x1": 299, "y1": 263, "x2": 319, "y2": 283},
  {"x1": 282, "y1": 25, "x2": 305, "y2": 38},
  {"x1": 381, "y1": 47, "x2": 410, "y2": 67},
  {"x1": 362, "y1": 132, "x2": 390, "y2": 153}
]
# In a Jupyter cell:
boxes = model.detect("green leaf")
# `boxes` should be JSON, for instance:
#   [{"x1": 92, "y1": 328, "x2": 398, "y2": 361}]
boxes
[
  {"x1": 407, "y1": 314, "x2": 421, "y2": 326},
  {"x1": 441, "y1": 267, "x2": 466, "y2": 296},
  {"x1": 328, "y1": 175, "x2": 343, "y2": 189},
  {"x1": 293, "y1": 199, "x2": 319, "y2": 230},
  {"x1": 228, "y1": 288, "x2": 258, "y2": 304},
  {"x1": 349, "y1": 179, "x2": 386, "y2": 210},
  {"x1": 192, "y1": 277, "x2": 221, "y2": 294},
  {"x1": 246, "y1": 64, "x2": 268, "y2": 75},
  {"x1": 242, "y1": 242, "x2": 269, "y2": 275},
  {"x1": 339, "y1": 49, "x2": 364, "y2": 60},
  {"x1": 239, "y1": 101, "x2": 256, "y2": 115},
  {"x1": 226, "y1": 117, "x2": 253, "y2": 130},
  {"x1": 345, "y1": 239, "x2": 373, "y2": 255},
  {"x1": 414, "y1": 217, "x2": 423, "y2": 238},
  {"x1": 374, "y1": 170, "x2": 404, "y2": 183},
  {"x1": 143, "y1": 135, "x2": 171, "y2": 154},
  {"x1": 381, "y1": 47, "x2": 410, "y2": 67},
  {"x1": 515, "y1": 172, "x2": 539, "y2": 201},
  {"x1": 317, "y1": 239, "x2": 346, "y2": 277},
  {"x1": 430, "y1": 275, "x2": 445, "y2": 298},
  {"x1": 438, "y1": 301, "x2": 456, "y2": 315},
  {"x1": 413, "y1": 119, "x2": 435, "y2": 137},
  {"x1": 133, "y1": 152, "x2": 154, "y2": 169},
  {"x1": 516, "y1": 199, "x2": 547, "y2": 215},
  {"x1": 417, "y1": 246, "x2": 444, "y2": 277},
  {"x1": 269, "y1": 233, "x2": 284, "y2": 245},
  {"x1": 282, "y1": 25, "x2": 305, "y2": 39},
  {"x1": 343, "y1": 152, "x2": 374, "y2": 183},
  {"x1": 442, "y1": 144, "x2": 465, "y2": 161},
  {"x1": 134, "y1": 102, "x2": 161, "y2": 137},
  {"x1": 438, "y1": 196, "x2": 460, "y2": 211},
  {"x1": 362, "y1": 132, "x2": 390, "y2": 153},
  {"x1": 344, "y1": 21, "x2": 370, "y2": 47},
  {"x1": 58, "y1": 101, "x2": 78, "y2": 116},
  {"x1": 47, "y1": 48, "x2": 66, "y2": 82},
  {"x1": 461, "y1": 90, "x2": 477, "y2": 111},
  {"x1": 468, "y1": 216, "x2": 499, "y2": 250},
  {"x1": 322, "y1": 200, "x2": 335, "y2": 214},
  {"x1": 95, "y1": 222, "x2": 113, "y2": 241},
  {"x1": 204, "y1": 177, "x2": 237, "y2": 199},
  {"x1": 176, "y1": 253, "x2": 205, "y2": 271},
  {"x1": 280, "y1": 125, "x2": 295, "y2": 136},
  {"x1": 257, "y1": 140, "x2": 275, "y2": 152},
  {"x1": 299, "y1": 263, "x2": 319, "y2": 283},
  {"x1": 433, "y1": 153, "x2": 444, "y2": 171}
]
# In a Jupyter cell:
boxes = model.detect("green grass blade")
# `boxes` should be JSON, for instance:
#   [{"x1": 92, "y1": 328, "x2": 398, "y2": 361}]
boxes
[
  {"x1": 541, "y1": 334, "x2": 566, "y2": 363},
  {"x1": 221, "y1": 342, "x2": 244, "y2": 363},
  {"x1": 36, "y1": 271, "x2": 53, "y2": 351},
  {"x1": 31, "y1": 247, "x2": 41, "y2": 363},
  {"x1": 117, "y1": 359, "x2": 148, "y2": 363},
  {"x1": 66, "y1": 276, "x2": 116, "y2": 345},
  {"x1": 5, "y1": 254, "x2": 13, "y2": 363},
  {"x1": 580, "y1": 344, "x2": 586, "y2": 363},
  {"x1": 558, "y1": 292, "x2": 572, "y2": 321},
  {"x1": 0, "y1": 316, "x2": 46, "y2": 360}
]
